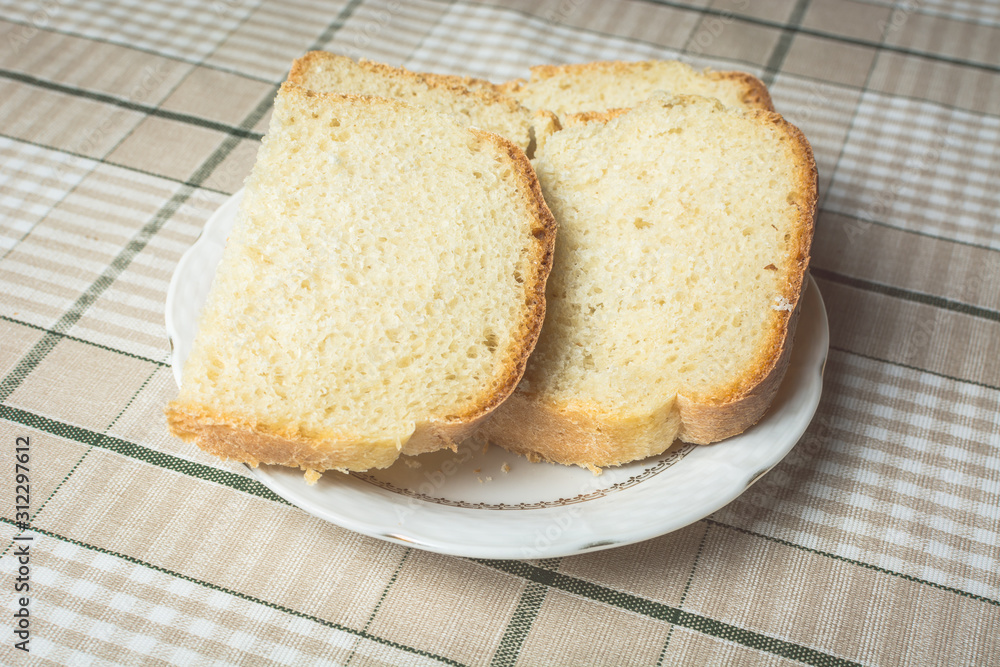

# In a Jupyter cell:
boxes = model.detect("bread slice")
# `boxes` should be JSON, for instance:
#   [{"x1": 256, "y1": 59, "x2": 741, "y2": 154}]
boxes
[
  {"x1": 288, "y1": 51, "x2": 559, "y2": 157},
  {"x1": 166, "y1": 83, "x2": 556, "y2": 477},
  {"x1": 480, "y1": 93, "x2": 817, "y2": 469},
  {"x1": 502, "y1": 59, "x2": 774, "y2": 119}
]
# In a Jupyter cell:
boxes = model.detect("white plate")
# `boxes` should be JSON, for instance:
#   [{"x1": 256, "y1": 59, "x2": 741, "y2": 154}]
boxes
[{"x1": 166, "y1": 189, "x2": 829, "y2": 559}]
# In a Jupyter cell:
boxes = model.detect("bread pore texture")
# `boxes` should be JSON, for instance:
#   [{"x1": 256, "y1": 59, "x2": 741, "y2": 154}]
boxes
[
  {"x1": 503, "y1": 59, "x2": 774, "y2": 118},
  {"x1": 480, "y1": 93, "x2": 817, "y2": 469},
  {"x1": 288, "y1": 51, "x2": 558, "y2": 157},
  {"x1": 166, "y1": 83, "x2": 556, "y2": 476}
]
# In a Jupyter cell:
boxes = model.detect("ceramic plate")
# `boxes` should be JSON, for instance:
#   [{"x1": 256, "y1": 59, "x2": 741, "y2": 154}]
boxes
[{"x1": 166, "y1": 189, "x2": 829, "y2": 559}]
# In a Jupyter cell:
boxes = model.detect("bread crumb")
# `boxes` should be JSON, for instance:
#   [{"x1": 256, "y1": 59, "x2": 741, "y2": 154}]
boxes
[
  {"x1": 772, "y1": 296, "x2": 794, "y2": 311},
  {"x1": 474, "y1": 468, "x2": 481, "y2": 474},
  {"x1": 501, "y1": 463, "x2": 510, "y2": 473},
  {"x1": 403, "y1": 459, "x2": 422, "y2": 469},
  {"x1": 304, "y1": 469, "x2": 322, "y2": 485}
]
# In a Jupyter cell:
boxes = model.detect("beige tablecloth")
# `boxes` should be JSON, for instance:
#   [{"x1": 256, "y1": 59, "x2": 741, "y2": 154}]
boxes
[{"x1": 1, "y1": 0, "x2": 998, "y2": 664}]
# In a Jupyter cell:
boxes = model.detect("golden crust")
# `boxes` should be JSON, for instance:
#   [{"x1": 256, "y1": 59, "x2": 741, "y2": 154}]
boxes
[
  {"x1": 166, "y1": 401, "x2": 486, "y2": 472},
  {"x1": 562, "y1": 108, "x2": 631, "y2": 127},
  {"x1": 480, "y1": 98, "x2": 818, "y2": 469},
  {"x1": 504, "y1": 59, "x2": 775, "y2": 116},
  {"x1": 288, "y1": 52, "x2": 545, "y2": 152},
  {"x1": 481, "y1": 392, "x2": 684, "y2": 468},
  {"x1": 165, "y1": 85, "x2": 557, "y2": 476},
  {"x1": 675, "y1": 102, "x2": 817, "y2": 409},
  {"x1": 291, "y1": 51, "x2": 506, "y2": 102},
  {"x1": 438, "y1": 126, "x2": 556, "y2": 426},
  {"x1": 709, "y1": 69, "x2": 775, "y2": 112}
]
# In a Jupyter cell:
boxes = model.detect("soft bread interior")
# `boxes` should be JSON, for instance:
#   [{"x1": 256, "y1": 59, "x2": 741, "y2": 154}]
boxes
[
  {"x1": 167, "y1": 84, "x2": 553, "y2": 471},
  {"x1": 517, "y1": 93, "x2": 812, "y2": 425}
]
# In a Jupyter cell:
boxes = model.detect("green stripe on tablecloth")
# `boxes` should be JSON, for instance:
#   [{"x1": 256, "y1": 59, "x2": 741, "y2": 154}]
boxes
[
  {"x1": 0, "y1": 68, "x2": 264, "y2": 142},
  {"x1": 474, "y1": 559, "x2": 861, "y2": 667},
  {"x1": 312, "y1": 0, "x2": 365, "y2": 51},
  {"x1": 0, "y1": 131, "x2": 234, "y2": 196},
  {"x1": 490, "y1": 582, "x2": 546, "y2": 667},
  {"x1": 8, "y1": 0, "x2": 1000, "y2": 111},
  {"x1": 0, "y1": 313, "x2": 169, "y2": 368},
  {"x1": 0, "y1": 367, "x2": 161, "y2": 560},
  {"x1": 27, "y1": 365, "x2": 159, "y2": 529},
  {"x1": 825, "y1": 209, "x2": 1000, "y2": 254},
  {"x1": 812, "y1": 268, "x2": 1000, "y2": 322},
  {"x1": 343, "y1": 548, "x2": 414, "y2": 666},
  {"x1": 0, "y1": 403, "x2": 285, "y2": 504},
  {"x1": 3, "y1": 398, "x2": 997, "y2": 610},
  {"x1": 640, "y1": 0, "x2": 1000, "y2": 78},
  {"x1": 0, "y1": 17, "x2": 275, "y2": 84},
  {"x1": 657, "y1": 522, "x2": 710, "y2": 663},
  {"x1": 705, "y1": 520, "x2": 999, "y2": 608},
  {"x1": 0, "y1": 518, "x2": 466, "y2": 667},
  {"x1": 430, "y1": 0, "x2": 1000, "y2": 88},
  {"x1": 761, "y1": 0, "x2": 811, "y2": 85},
  {"x1": 361, "y1": 549, "x2": 412, "y2": 634},
  {"x1": 830, "y1": 345, "x2": 1000, "y2": 393}
]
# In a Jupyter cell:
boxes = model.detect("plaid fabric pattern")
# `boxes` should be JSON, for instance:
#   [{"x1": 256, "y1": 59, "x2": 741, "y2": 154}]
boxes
[{"x1": 1, "y1": 0, "x2": 998, "y2": 664}]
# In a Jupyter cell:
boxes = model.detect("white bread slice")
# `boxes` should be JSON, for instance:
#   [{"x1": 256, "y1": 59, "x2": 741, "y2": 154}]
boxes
[
  {"x1": 480, "y1": 93, "x2": 817, "y2": 469},
  {"x1": 166, "y1": 83, "x2": 556, "y2": 476},
  {"x1": 502, "y1": 59, "x2": 774, "y2": 119},
  {"x1": 288, "y1": 51, "x2": 559, "y2": 157}
]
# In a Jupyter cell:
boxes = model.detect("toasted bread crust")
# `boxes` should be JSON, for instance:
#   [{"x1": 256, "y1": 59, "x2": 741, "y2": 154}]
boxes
[
  {"x1": 288, "y1": 51, "x2": 560, "y2": 155},
  {"x1": 504, "y1": 59, "x2": 775, "y2": 115},
  {"x1": 450, "y1": 127, "x2": 557, "y2": 425},
  {"x1": 289, "y1": 52, "x2": 516, "y2": 108},
  {"x1": 480, "y1": 100, "x2": 817, "y2": 468},
  {"x1": 166, "y1": 400, "x2": 488, "y2": 471},
  {"x1": 166, "y1": 87, "x2": 557, "y2": 476},
  {"x1": 562, "y1": 108, "x2": 631, "y2": 127},
  {"x1": 710, "y1": 69, "x2": 775, "y2": 112}
]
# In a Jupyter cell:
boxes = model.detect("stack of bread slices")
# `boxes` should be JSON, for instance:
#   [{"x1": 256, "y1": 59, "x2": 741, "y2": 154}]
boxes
[{"x1": 166, "y1": 53, "x2": 817, "y2": 481}]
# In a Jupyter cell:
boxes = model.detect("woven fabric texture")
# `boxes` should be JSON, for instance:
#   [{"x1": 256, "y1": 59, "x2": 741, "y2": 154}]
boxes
[{"x1": 1, "y1": 0, "x2": 998, "y2": 664}]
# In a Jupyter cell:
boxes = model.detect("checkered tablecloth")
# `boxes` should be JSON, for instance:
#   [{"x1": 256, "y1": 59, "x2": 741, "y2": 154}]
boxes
[{"x1": 1, "y1": 0, "x2": 998, "y2": 664}]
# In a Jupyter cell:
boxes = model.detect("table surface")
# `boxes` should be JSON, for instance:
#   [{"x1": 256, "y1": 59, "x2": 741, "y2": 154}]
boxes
[{"x1": 1, "y1": 0, "x2": 998, "y2": 665}]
